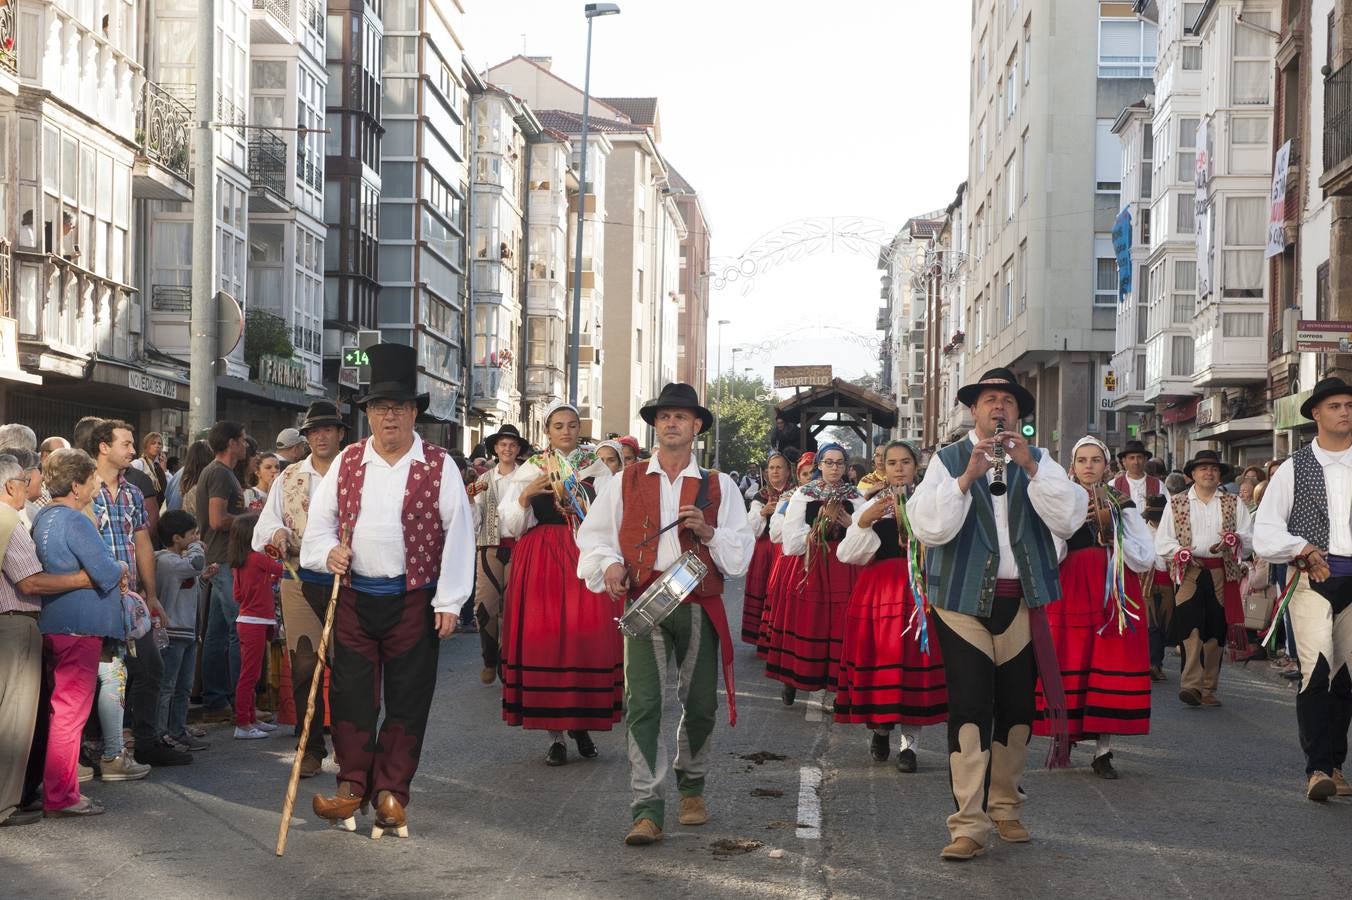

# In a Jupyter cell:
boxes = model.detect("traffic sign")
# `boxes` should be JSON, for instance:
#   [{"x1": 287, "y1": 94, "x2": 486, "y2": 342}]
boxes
[
  {"x1": 339, "y1": 329, "x2": 381, "y2": 385},
  {"x1": 1294, "y1": 320, "x2": 1352, "y2": 353}
]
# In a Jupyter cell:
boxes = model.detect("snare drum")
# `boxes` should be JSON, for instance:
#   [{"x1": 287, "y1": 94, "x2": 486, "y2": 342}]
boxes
[{"x1": 616, "y1": 551, "x2": 709, "y2": 639}]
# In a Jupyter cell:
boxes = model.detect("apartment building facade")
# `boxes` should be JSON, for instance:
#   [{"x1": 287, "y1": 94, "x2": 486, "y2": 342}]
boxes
[
  {"x1": 963, "y1": 0, "x2": 1151, "y2": 463},
  {"x1": 877, "y1": 213, "x2": 943, "y2": 446},
  {"x1": 668, "y1": 165, "x2": 710, "y2": 403}
]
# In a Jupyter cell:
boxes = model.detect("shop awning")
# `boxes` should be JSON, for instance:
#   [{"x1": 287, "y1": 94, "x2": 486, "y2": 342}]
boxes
[{"x1": 1193, "y1": 414, "x2": 1274, "y2": 442}]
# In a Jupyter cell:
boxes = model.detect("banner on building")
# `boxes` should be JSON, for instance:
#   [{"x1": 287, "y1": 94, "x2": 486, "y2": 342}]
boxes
[
  {"x1": 1266, "y1": 140, "x2": 1292, "y2": 259},
  {"x1": 773, "y1": 365, "x2": 833, "y2": 388},
  {"x1": 1112, "y1": 207, "x2": 1133, "y2": 303},
  {"x1": 1195, "y1": 119, "x2": 1212, "y2": 299},
  {"x1": 1098, "y1": 364, "x2": 1117, "y2": 411}
]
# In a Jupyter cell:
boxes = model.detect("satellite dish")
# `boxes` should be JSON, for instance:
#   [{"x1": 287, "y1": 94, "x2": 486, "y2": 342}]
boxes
[{"x1": 216, "y1": 291, "x2": 244, "y2": 359}]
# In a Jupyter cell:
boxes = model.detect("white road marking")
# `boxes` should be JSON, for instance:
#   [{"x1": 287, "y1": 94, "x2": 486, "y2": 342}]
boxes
[
  {"x1": 796, "y1": 765, "x2": 822, "y2": 840},
  {"x1": 805, "y1": 689, "x2": 824, "y2": 722}
]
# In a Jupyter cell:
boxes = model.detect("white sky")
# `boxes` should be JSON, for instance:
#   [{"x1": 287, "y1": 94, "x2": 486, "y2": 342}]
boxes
[{"x1": 466, "y1": 0, "x2": 971, "y2": 385}]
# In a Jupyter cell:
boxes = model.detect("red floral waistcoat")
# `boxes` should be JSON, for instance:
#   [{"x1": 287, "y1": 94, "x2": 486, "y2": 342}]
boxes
[{"x1": 335, "y1": 437, "x2": 448, "y2": 591}]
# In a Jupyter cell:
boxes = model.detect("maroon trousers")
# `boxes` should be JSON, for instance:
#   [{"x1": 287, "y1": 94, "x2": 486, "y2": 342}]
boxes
[{"x1": 330, "y1": 586, "x2": 439, "y2": 807}]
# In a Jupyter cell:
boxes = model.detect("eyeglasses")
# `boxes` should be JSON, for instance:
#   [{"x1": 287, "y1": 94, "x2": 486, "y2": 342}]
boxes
[
  {"x1": 819, "y1": 459, "x2": 846, "y2": 468},
  {"x1": 368, "y1": 403, "x2": 413, "y2": 418}
]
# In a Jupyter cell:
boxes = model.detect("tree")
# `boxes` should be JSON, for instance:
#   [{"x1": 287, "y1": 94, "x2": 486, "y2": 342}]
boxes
[
  {"x1": 706, "y1": 373, "x2": 776, "y2": 473},
  {"x1": 244, "y1": 308, "x2": 295, "y2": 373}
]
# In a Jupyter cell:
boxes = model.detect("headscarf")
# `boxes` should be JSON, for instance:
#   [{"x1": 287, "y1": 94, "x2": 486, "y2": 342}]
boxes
[
  {"x1": 616, "y1": 435, "x2": 640, "y2": 457},
  {"x1": 1069, "y1": 435, "x2": 1110, "y2": 484},
  {"x1": 543, "y1": 400, "x2": 579, "y2": 428},
  {"x1": 795, "y1": 451, "x2": 816, "y2": 477},
  {"x1": 578, "y1": 440, "x2": 623, "y2": 482}
]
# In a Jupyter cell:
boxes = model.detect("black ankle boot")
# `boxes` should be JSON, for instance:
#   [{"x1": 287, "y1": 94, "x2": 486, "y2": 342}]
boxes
[
  {"x1": 781, "y1": 685, "x2": 797, "y2": 706},
  {"x1": 569, "y1": 730, "x2": 598, "y2": 759},
  {"x1": 1091, "y1": 752, "x2": 1118, "y2": 779},
  {"x1": 869, "y1": 732, "x2": 890, "y2": 762},
  {"x1": 545, "y1": 741, "x2": 567, "y2": 766},
  {"x1": 895, "y1": 748, "x2": 917, "y2": 773}
]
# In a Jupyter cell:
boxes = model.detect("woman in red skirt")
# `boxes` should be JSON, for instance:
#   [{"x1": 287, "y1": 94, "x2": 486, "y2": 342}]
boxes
[
  {"x1": 1034, "y1": 435, "x2": 1156, "y2": 778},
  {"x1": 834, "y1": 441, "x2": 947, "y2": 773},
  {"x1": 766, "y1": 444, "x2": 861, "y2": 706},
  {"x1": 757, "y1": 452, "x2": 816, "y2": 661},
  {"x1": 498, "y1": 403, "x2": 623, "y2": 766},
  {"x1": 743, "y1": 452, "x2": 793, "y2": 645}
]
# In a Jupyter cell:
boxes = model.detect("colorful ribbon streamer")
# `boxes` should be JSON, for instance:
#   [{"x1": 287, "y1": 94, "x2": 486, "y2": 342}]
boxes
[
  {"x1": 895, "y1": 494, "x2": 932, "y2": 656},
  {"x1": 1260, "y1": 572, "x2": 1302, "y2": 650}
]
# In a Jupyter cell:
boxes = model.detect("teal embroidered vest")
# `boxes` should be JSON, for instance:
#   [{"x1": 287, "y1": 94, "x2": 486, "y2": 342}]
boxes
[{"x1": 923, "y1": 439, "x2": 1062, "y2": 616}]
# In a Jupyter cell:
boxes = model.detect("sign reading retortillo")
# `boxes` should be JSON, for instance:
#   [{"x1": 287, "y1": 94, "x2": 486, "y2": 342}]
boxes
[{"x1": 774, "y1": 365, "x2": 833, "y2": 388}]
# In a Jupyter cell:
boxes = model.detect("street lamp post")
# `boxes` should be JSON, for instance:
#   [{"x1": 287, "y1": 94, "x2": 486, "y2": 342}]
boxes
[
  {"x1": 567, "y1": 2, "x2": 621, "y2": 407},
  {"x1": 714, "y1": 318, "x2": 730, "y2": 468}
]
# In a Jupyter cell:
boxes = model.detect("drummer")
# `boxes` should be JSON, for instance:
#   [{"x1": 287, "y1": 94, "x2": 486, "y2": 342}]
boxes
[{"x1": 577, "y1": 383, "x2": 755, "y2": 847}]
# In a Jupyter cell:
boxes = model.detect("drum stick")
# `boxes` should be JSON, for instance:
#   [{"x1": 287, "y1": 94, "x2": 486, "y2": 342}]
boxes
[
  {"x1": 276, "y1": 527, "x2": 348, "y2": 857},
  {"x1": 636, "y1": 499, "x2": 713, "y2": 549}
]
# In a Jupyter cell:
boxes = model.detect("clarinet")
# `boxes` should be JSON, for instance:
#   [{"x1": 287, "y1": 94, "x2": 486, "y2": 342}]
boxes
[{"x1": 989, "y1": 417, "x2": 1008, "y2": 497}]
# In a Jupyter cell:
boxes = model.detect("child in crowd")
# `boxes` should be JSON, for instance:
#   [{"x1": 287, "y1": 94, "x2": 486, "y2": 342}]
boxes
[
  {"x1": 228, "y1": 512, "x2": 282, "y2": 740},
  {"x1": 155, "y1": 510, "x2": 213, "y2": 750}
]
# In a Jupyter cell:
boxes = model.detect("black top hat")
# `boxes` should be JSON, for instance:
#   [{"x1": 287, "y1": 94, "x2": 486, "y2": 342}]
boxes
[
  {"x1": 639, "y1": 382, "x2": 714, "y2": 434},
  {"x1": 1142, "y1": 493, "x2": 1166, "y2": 523},
  {"x1": 1119, "y1": 439, "x2": 1149, "y2": 460},
  {"x1": 1300, "y1": 377, "x2": 1352, "y2": 420},
  {"x1": 955, "y1": 367, "x2": 1035, "y2": 419},
  {"x1": 355, "y1": 344, "x2": 429, "y2": 414},
  {"x1": 299, "y1": 399, "x2": 347, "y2": 434},
  {"x1": 1182, "y1": 449, "x2": 1234, "y2": 481},
  {"x1": 483, "y1": 423, "x2": 531, "y2": 459}
]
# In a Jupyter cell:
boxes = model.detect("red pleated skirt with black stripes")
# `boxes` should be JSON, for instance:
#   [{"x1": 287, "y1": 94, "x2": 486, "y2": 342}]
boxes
[
  {"x1": 834, "y1": 557, "x2": 947, "y2": 727},
  {"x1": 500, "y1": 524, "x2": 624, "y2": 731},
  {"x1": 755, "y1": 544, "x2": 789, "y2": 660},
  {"x1": 1034, "y1": 546, "x2": 1152, "y2": 739},
  {"x1": 741, "y1": 535, "x2": 776, "y2": 644},
  {"x1": 763, "y1": 543, "x2": 858, "y2": 692}
]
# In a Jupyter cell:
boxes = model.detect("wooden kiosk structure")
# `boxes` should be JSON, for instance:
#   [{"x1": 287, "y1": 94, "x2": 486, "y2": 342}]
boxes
[{"x1": 776, "y1": 378, "x2": 898, "y2": 455}]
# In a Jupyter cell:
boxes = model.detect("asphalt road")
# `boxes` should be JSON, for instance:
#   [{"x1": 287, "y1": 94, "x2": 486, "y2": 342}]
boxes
[{"x1": 4, "y1": 578, "x2": 1348, "y2": 899}]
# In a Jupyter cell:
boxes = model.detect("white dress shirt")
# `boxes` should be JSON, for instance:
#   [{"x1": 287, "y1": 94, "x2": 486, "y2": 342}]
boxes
[
  {"x1": 748, "y1": 499, "x2": 768, "y2": 539},
  {"x1": 252, "y1": 455, "x2": 326, "y2": 554},
  {"x1": 836, "y1": 493, "x2": 891, "y2": 566},
  {"x1": 1154, "y1": 485, "x2": 1254, "y2": 561},
  {"x1": 471, "y1": 463, "x2": 517, "y2": 534},
  {"x1": 1051, "y1": 496, "x2": 1158, "y2": 572},
  {"x1": 300, "y1": 435, "x2": 475, "y2": 614},
  {"x1": 575, "y1": 453, "x2": 755, "y2": 594},
  {"x1": 1124, "y1": 475, "x2": 1149, "y2": 509},
  {"x1": 1254, "y1": 440, "x2": 1352, "y2": 562},
  {"x1": 907, "y1": 430, "x2": 1087, "y2": 579}
]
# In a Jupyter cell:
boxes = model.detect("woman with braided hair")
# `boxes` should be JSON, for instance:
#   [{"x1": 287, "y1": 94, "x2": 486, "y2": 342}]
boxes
[
  {"x1": 497, "y1": 402, "x2": 622, "y2": 767},
  {"x1": 835, "y1": 440, "x2": 947, "y2": 772},
  {"x1": 765, "y1": 443, "x2": 862, "y2": 706},
  {"x1": 742, "y1": 452, "x2": 793, "y2": 645},
  {"x1": 1033, "y1": 435, "x2": 1155, "y2": 778}
]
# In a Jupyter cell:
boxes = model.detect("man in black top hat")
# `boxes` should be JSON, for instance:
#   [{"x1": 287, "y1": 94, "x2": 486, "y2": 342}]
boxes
[
  {"x1": 1155, "y1": 448, "x2": 1253, "y2": 708},
  {"x1": 253, "y1": 399, "x2": 348, "y2": 778},
  {"x1": 1255, "y1": 377, "x2": 1352, "y2": 801},
  {"x1": 468, "y1": 423, "x2": 531, "y2": 684},
  {"x1": 302, "y1": 344, "x2": 474, "y2": 838}
]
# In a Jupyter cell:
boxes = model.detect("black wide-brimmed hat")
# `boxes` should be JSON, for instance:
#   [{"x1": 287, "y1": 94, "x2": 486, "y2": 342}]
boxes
[
  {"x1": 484, "y1": 423, "x2": 531, "y2": 458},
  {"x1": 639, "y1": 382, "x2": 714, "y2": 434},
  {"x1": 1183, "y1": 449, "x2": 1234, "y2": 481},
  {"x1": 955, "y1": 367, "x2": 1035, "y2": 418},
  {"x1": 356, "y1": 344, "x2": 429, "y2": 414},
  {"x1": 1300, "y1": 377, "x2": 1352, "y2": 420},
  {"x1": 299, "y1": 399, "x2": 347, "y2": 434},
  {"x1": 1142, "y1": 494, "x2": 1166, "y2": 524},
  {"x1": 1119, "y1": 439, "x2": 1149, "y2": 461}
]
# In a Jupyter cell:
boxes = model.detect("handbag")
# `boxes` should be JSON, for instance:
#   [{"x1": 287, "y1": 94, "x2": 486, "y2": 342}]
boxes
[
  {"x1": 122, "y1": 589, "x2": 153, "y2": 641},
  {"x1": 1242, "y1": 560, "x2": 1278, "y2": 632}
]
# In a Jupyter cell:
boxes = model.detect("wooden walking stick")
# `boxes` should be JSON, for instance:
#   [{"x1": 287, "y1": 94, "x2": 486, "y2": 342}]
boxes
[{"x1": 276, "y1": 528, "x2": 348, "y2": 857}]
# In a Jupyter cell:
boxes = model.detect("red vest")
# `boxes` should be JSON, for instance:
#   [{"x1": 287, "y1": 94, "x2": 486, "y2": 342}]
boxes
[
  {"x1": 618, "y1": 463, "x2": 723, "y2": 597},
  {"x1": 335, "y1": 437, "x2": 448, "y2": 591},
  {"x1": 1113, "y1": 473, "x2": 1162, "y2": 501}
]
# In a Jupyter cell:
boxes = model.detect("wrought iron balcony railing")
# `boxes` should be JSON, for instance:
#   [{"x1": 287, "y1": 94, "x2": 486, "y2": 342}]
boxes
[
  {"x1": 0, "y1": 238, "x2": 12, "y2": 320},
  {"x1": 248, "y1": 128, "x2": 288, "y2": 197},
  {"x1": 252, "y1": 0, "x2": 291, "y2": 24},
  {"x1": 136, "y1": 81, "x2": 192, "y2": 181},
  {"x1": 0, "y1": 4, "x2": 17, "y2": 78},
  {"x1": 1325, "y1": 59, "x2": 1352, "y2": 178}
]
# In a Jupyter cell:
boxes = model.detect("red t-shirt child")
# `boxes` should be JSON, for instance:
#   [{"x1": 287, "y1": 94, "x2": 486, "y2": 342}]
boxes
[{"x1": 234, "y1": 551, "x2": 283, "y2": 626}]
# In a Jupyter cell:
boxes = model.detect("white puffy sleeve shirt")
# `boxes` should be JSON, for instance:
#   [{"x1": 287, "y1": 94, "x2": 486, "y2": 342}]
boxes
[
  {"x1": 496, "y1": 461, "x2": 545, "y2": 539},
  {"x1": 907, "y1": 432, "x2": 1087, "y2": 578},
  {"x1": 836, "y1": 494, "x2": 887, "y2": 566},
  {"x1": 299, "y1": 435, "x2": 475, "y2": 614},
  {"x1": 575, "y1": 455, "x2": 755, "y2": 594}
]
